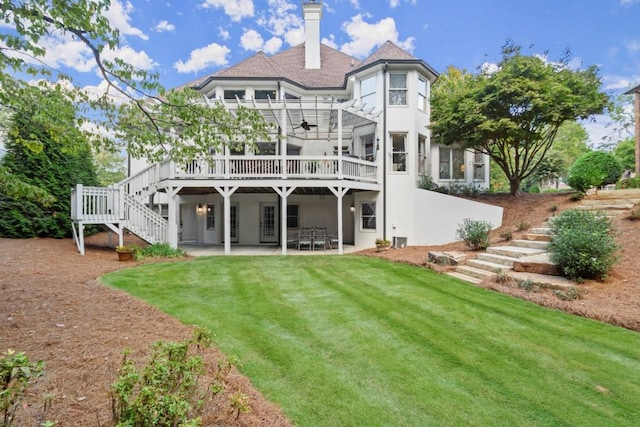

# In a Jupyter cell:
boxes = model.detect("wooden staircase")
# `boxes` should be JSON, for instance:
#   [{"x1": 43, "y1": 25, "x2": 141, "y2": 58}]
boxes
[{"x1": 447, "y1": 188, "x2": 640, "y2": 286}]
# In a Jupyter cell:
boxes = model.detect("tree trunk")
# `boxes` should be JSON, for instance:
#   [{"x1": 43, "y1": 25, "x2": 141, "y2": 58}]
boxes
[{"x1": 509, "y1": 177, "x2": 521, "y2": 196}]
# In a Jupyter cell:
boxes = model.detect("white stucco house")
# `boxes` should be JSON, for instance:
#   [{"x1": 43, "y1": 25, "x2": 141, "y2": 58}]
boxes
[{"x1": 71, "y1": 1, "x2": 502, "y2": 255}]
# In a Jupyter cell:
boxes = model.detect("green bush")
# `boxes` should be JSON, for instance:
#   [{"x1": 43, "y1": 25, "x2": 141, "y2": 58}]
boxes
[
  {"x1": 110, "y1": 327, "x2": 235, "y2": 427},
  {"x1": 456, "y1": 218, "x2": 493, "y2": 250},
  {"x1": 566, "y1": 151, "x2": 622, "y2": 192},
  {"x1": 138, "y1": 243, "x2": 186, "y2": 259},
  {"x1": 547, "y1": 210, "x2": 619, "y2": 281},
  {"x1": 1, "y1": 349, "x2": 45, "y2": 426},
  {"x1": 616, "y1": 176, "x2": 640, "y2": 189}
]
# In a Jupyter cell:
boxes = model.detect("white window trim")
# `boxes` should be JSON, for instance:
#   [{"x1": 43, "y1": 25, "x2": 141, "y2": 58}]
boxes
[
  {"x1": 439, "y1": 146, "x2": 466, "y2": 181},
  {"x1": 360, "y1": 201, "x2": 377, "y2": 232},
  {"x1": 389, "y1": 73, "x2": 407, "y2": 106},
  {"x1": 390, "y1": 133, "x2": 408, "y2": 173}
]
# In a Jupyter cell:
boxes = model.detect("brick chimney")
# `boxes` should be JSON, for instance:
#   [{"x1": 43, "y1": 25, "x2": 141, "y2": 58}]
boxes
[{"x1": 302, "y1": 1, "x2": 322, "y2": 69}]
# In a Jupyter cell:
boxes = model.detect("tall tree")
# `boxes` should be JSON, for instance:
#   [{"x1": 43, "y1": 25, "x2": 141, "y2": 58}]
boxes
[
  {"x1": 0, "y1": 90, "x2": 99, "y2": 238},
  {"x1": 548, "y1": 121, "x2": 591, "y2": 178},
  {"x1": 431, "y1": 43, "x2": 608, "y2": 195},
  {"x1": 0, "y1": 1, "x2": 270, "y2": 198}
]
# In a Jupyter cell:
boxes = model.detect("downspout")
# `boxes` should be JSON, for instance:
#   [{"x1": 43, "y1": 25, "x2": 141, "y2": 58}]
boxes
[{"x1": 382, "y1": 62, "x2": 388, "y2": 241}]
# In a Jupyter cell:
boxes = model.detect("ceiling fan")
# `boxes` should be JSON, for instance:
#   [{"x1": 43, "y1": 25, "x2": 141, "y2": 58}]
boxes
[{"x1": 299, "y1": 120, "x2": 317, "y2": 131}]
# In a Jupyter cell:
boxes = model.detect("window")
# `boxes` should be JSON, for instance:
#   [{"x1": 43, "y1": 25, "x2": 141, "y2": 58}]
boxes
[
  {"x1": 418, "y1": 77, "x2": 427, "y2": 111},
  {"x1": 360, "y1": 75, "x2": 376, "y2": 108},
  {"x1": 391, "y1": 133, "x2": 407, "y2": 172},
  {"x1": 439, "y1": 147, "x2": 465, "y2": 180},
  {"x1": 389, "y1": 73, "x2": 407, "y2": 106},
  {"x1": 473, "y1": 150, "x2": 485, "y2": 181},
  {"x1": 255, "y1": 90, "x2": 276, "y2": 101},
  {"x1": 418, "y1": 134, "x2": 427, "y2": 175},
  {"x1": 333, "y1": 146, "x2": 349, "y2": 155},
  {"x1": 361, "y1": 134, "x2": 375, "y2": 161},
  {"x1": 206, "y1": 204, "x2": 215, "y2": 229},
  {"x1": 157, "y1": 204, "x2": 168, "y2": 220},
  {"x1": 256, "y1": 142, "x2": 276, "y2": 155},
  {"x1": 361, "y1": 202, "x2": 376, "y2": 230},
  {"x1": 287, "y1": 204, "x2": 299, "y2": 229},
  {"x1": 224, "y1": 90, "x2": 245, "y2": 100}
]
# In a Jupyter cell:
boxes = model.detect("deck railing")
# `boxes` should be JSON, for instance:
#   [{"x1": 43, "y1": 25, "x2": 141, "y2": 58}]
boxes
[{"x1": 166, "y1": 155, "x2": 378, "y2": 182}]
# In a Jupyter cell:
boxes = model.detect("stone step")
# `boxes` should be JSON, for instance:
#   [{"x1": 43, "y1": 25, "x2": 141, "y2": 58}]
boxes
[
  {"x1": 576, "y1": 203, "x2": 635, "y2": 210},
  {"x1": 486, "y1": 245, "x2": 547, "y2": 258},
  {"x1": 593, "y1": 189, "x2": 640, "y2": 199},
  {"x1": 455, "y1": 265, "x2": 497, "y2": 280},
  {"x1": 525, "y1": 233, "x2": 552, "y2": 242},
  {"x1": 467, "y1": 258, "x2": 513, "y2": 273},
  {"x1": 446, "y1": 271, "x2": 483, "y2": 285},
  {"x1": 476, "y1": 252, "x2": 519, "y2": 267},
  {"x1": 511, "y1": 239, "x2": 548, "y2": 250},
  {"x1": 512, "y1": 252, "x2": 562, "y2": 276},
  {"x1": 530, "y1": 227, "x2": 552, "y2": 235}
]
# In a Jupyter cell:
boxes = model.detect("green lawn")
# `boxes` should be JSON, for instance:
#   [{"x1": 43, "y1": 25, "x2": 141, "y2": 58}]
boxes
[{"x1": 102, "y1": 256, "x2": 640, "y2": 426}]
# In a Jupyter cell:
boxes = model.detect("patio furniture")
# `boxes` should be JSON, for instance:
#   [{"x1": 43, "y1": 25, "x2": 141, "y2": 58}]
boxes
[
  {"x1": 297, "y1": 228, "x2": 314, "y2": 250},
  {"x1": 313, "y1": 228, "x2": 328, "y2": 251}
]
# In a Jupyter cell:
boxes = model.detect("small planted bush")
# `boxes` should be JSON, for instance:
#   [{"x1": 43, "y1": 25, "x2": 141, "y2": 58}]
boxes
[
  {"x1": 110, "y1": 327, "x2": 239, "y2": 427},
  {"x1": 547, "y1": 210, "x2": 620, "y2": 281},
  {"x1": 1, "y1": 349, "x2": 45, "y2": 426},
  {"x1": 456, "y1": 218, "x2": 493, "y2": 250},
  {"x1": 566, "y1": 151, "x2": 622, "y2": 192},
  {"x1": 139, "y1": 243, "x2": 186, "y2": 259}
]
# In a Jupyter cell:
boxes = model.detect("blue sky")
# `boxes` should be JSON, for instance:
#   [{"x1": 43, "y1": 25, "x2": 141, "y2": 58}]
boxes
[{"x1": 9, "y1": 0, "x2": 640, "y2": 145}]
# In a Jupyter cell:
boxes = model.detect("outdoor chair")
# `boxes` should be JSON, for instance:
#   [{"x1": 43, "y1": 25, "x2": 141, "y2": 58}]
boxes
[
  {"x1": 312, "y1": 228, "x2": 328, "y2": 251},
  {"x1": 297, "y1": 228, "x2": 313, "y2": 250}
]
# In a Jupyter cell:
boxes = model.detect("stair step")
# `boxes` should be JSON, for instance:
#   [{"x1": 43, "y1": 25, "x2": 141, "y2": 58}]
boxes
[
  {"x1": 593, "y1": 189, "x2": 640, "y2": 199},
  {"x1": 576, "y1": 203, "x2": 634, "y2": 210},
  {"x1": 447, "y1": 271, "x2": 483, "y2": 285},
  {"x1": 476, "y1": 252, "x2": 518, "y2": 267},
  {"x1": 511, "y1": 239, "x2": 548, "y2": 250},
  {"x1": 530, "y1": 227, "x2": 552, "y2": 235},
  {"x1": 455, "y1": 265, "x2": 498, "y2": 280},
  {"x1": 525, "y1": 233, "x2": 552, "y2": 242},
  {"x1": 467, "y1": 259, "x2": 513, "y2": 273},
  {"x1": 486, "y1": 245, "x2": 546, "y2": 258}
]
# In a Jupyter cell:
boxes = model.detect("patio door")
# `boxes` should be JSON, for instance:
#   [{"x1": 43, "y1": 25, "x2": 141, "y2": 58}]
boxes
[
  {"x1": 260, "y1": 203, "x2": 278, "y2": 243},
  {"x1": 180, "y1": 204, "x2": 197, "y2": 242}
]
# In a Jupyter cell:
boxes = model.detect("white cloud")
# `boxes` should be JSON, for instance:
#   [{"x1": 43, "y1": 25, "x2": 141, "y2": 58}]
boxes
[
  {"x1": 620, "y1": 0, "x2": 639, "y2": 6},
  {"x1": 240, "y1": 29, "x2": 264, "y2": 51},
  {"x1": 239, "y1": 29, "x2": 283, "y2": 54},
  {"x1": 218, "y1": 27, "x2": 231, "y2": 40},
  {"x1": 626, "y1": 39, "x2": 640, "y2": 54},
  {"x1": 39, "y1": 34, "x2": 96, "y2": 72},
  {"x1": 104, "y1": 0, "x2": 148, "y2": 40},
  {"x1": 102, "y1": 46, "x2": 157, "y2": 70},
  {"x1": 322, "y1": 35, "x2": 338, "y2": 50},
  {"x1": 284, "y1": 27, "x2": 305, "y2": 46},
  {"x1": 154, "y1": 20, "x2": 175, "y2": 32},
  {"x1": 340, "y1": 15, "x2": 414, "y2": 58},
  {"x1": 174, "y1": 43, "x2": 230, "y2": 73},
  {"x1": 349, "y1": 0, "x2": 360, "y2": 8},
  {"x1": 602, "y1": 75, "x2": 640, "y2": 91},
  {"x1": 200, "y1": 0, "x2": 254, "y2": 22},
  {"x1": 263, "y1": 37, "x2": 283, "y2": 54},
  {"x1": 389, "y1": 0, "x2": 416, "y2": 7}
]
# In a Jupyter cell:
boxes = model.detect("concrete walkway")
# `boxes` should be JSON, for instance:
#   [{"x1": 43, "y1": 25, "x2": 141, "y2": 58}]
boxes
[{"x1": 180, "y1": 244, "x2": 368, "y2": 256}]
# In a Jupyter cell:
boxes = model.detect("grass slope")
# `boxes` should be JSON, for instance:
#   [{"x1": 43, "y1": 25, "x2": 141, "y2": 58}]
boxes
[{"x1": 103, "y1": 256, "x2": 640, "y2": 426}]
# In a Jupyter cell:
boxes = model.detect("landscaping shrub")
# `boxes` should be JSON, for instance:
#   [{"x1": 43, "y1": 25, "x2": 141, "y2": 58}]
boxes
[
  {"x1": 138, "y1": 243, "x2": 186, "y2": 259},
  {"x1": 110, "y1": 327, "x2": 240, "y2": 427},
  {"x1": 1, "y1": 349, "x2": 45, "y2": 426},
  {"x1": 616, "y1": 176, "x2": 640, "y2": 189},
  {"x1": 566, "y1": 151, "x2": 622, "y2": 192},
  {"x1": 456, "y1": 218, "x2": 493, "y2": 250},
  {"x1": 547, "y1": 210, "x2": 619, "y2": 281}
]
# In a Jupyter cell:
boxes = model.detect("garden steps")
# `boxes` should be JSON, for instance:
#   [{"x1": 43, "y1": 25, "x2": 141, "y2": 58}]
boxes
[
  {"x1": 510, "y1": 239, "x2": 549, "y2": 250},
  {"x1": 447, "y1": 188, "x2": 638, "y2": 286}
]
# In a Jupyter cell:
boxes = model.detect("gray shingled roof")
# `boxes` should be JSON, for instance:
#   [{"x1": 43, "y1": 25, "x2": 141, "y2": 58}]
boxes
[{"x1": 192, "y1": 40, "x2": 438, "y2": 91}]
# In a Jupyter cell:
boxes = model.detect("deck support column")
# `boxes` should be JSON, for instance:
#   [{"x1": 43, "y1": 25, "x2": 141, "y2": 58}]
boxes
[
  {"x1": 215, "y1": 186, "x2": 238, "y2": 255},
  {"x1": 274, "y1": 186, "x2": 295, "y2": 254},
  {"x1": 329, "y1": 186, "x2": 348, "y2": 255},
  {"x1": 167, "y1": 186, "x2": 182, "y2": 249}
]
